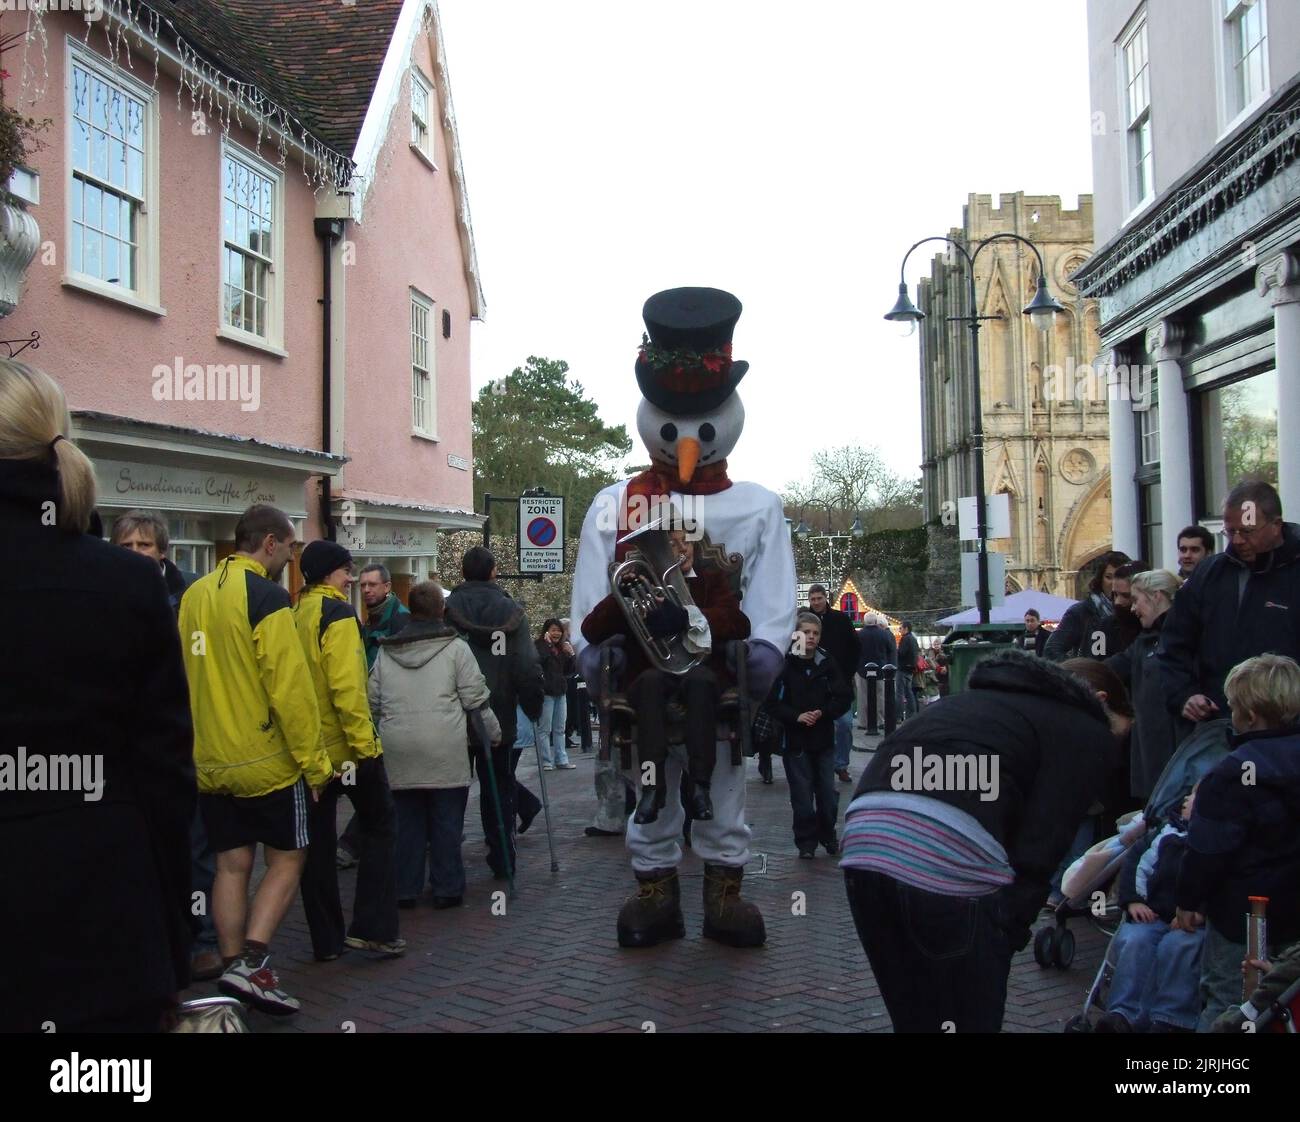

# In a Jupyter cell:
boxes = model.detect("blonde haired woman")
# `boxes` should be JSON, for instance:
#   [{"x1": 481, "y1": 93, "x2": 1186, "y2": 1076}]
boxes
[
  {"x1": 0, "y1": 361, "x2": 196, "y2": 1032},
  {"x1": 1104, "y1": 568, "x2": 1184, "y2": 801}
]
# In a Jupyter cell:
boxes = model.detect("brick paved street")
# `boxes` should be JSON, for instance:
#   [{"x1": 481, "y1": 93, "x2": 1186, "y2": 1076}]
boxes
[{"x1": 202, "y1": 731, "x2": 1109, "y2": 1034}]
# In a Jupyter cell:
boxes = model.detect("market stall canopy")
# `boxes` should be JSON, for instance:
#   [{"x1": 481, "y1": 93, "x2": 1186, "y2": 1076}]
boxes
[{"x1": 938, "y1": 588, "x2": 1079, "y2": 627}]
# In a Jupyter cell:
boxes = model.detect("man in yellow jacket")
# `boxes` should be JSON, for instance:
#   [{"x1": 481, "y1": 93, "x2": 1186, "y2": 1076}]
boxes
[
  {"x1": 293, "y1": 539, "x2": 403, "y2": 960},
  {"x1": 180, "y1": 504, "x2": 335, "y2": 1016}
]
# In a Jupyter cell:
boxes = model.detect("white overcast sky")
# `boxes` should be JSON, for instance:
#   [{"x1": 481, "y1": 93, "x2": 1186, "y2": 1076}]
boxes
[{"x1": 438, "y1": 0, "x2": 1095, "y2": 495}]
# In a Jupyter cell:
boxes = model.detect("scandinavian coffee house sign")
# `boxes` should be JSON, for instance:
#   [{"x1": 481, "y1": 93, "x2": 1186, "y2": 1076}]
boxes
[
  {"x1": 94, "y1": 458, "x2": 305, "y2": 516},
  {"x1": 337, "y1": 519, "x2": 431, "y2": 557}
]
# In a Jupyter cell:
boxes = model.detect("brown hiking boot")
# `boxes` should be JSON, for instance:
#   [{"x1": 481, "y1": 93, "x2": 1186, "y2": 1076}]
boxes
[
  {"x1": 702, "y1": 862, "x2": 766, "y2": 948},
  {"x1": 616, "y1": 867, "x2": 685, "y2": 948}
]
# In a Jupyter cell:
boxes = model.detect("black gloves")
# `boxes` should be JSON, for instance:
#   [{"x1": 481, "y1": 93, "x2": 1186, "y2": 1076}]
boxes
[{"x1": 644, "y1": 599, "x2": 689, "y2": 639}]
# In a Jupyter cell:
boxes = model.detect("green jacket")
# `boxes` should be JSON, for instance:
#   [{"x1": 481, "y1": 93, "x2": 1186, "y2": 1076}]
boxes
[{"x1": 364, "y1": 592, "x2": 411, "y2": 669}]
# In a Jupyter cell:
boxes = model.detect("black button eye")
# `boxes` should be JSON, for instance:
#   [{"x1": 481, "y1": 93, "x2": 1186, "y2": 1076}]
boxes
[
  {"x1": 699, "y1": 423, "x2": 716, "y2": 442},
  {"x1": 660, "y1": 423, "x2": 678, "y2": 441}
]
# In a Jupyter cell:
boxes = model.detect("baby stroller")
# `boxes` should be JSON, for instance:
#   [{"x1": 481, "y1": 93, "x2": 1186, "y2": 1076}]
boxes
[{"x1": 1047, "y1": 719, "x2": 1233, "y2": 1032}]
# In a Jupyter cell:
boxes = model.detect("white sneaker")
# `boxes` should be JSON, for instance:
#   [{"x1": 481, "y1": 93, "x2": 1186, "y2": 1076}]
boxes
[
  {"x1": 557, "y1": 761, "x2": 577, "y2": 770},
  {"x1": 542, "y1": 764, "x2": 555, "y2": 771},
  {"x1": 218, "y1": 955, "x2": 300, "y2": 1015}
]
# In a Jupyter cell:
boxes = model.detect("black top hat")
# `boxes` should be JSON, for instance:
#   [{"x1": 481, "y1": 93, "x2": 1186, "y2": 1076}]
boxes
[{"x1": 635, "y1": 287, "x2": 749, "y2": 415}]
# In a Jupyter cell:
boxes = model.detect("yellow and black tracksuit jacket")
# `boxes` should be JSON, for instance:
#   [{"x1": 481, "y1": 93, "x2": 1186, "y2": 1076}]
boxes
[
  {"x1": 179, "y1": 554, "x2": 332, "y2": 797},
  {"x1": 293, "y1": 584, "x2": 382, "y2": 768}
]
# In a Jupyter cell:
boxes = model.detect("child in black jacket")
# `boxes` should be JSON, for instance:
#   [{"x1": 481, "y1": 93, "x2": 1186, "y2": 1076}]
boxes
[
  {"x1": 1095, "y1": 788, "x2": 1203, "y2": 1033},
  {"x1": 766, "y1": 611, "x2": 852, "y2": 857}
]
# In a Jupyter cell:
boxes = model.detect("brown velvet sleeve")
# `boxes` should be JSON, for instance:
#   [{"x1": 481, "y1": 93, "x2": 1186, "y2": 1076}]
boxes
[
  {"x1": 692, "y1": 570, "x2": 751, "y2": 642},
  {"x1": 581, "y1": 592, "x2": 629, "y2": 644}
]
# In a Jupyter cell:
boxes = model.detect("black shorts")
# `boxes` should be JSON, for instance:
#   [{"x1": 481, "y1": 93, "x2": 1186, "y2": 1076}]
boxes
[{"x1": 199, "y1": 778, "x2": 310, "y2": 853}]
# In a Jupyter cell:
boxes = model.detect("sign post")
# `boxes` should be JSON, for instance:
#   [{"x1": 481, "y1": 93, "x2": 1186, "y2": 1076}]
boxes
[{"x1": 518, "y1": 494, "x2": 565, "y2": 574}]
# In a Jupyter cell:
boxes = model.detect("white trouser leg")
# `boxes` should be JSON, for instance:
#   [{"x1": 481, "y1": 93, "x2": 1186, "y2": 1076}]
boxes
[{"x1": 627, "y1": 741, "x2": 750, "y2": 873}]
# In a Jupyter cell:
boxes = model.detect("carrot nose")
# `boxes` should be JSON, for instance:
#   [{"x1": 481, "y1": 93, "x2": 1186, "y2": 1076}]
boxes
[{"x1": 675, "y1": 436, "x2": 701, "y2": 483}]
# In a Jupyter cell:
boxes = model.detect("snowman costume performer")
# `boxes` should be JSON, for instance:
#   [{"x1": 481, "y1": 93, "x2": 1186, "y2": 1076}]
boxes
[{"x1": 570, "y1": 287, "x2": 795, "y2": 948}]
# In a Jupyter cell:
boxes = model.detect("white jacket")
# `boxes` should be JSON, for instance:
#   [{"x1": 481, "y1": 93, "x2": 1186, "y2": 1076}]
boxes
[{"x1": 367, "y1": 620, "x2": 501, "y2": 790}]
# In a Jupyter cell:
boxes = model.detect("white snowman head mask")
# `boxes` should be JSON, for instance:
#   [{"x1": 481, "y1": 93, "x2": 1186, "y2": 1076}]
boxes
[{"x1": 636, "y1": 393, "x2": 744, "y2": 485}]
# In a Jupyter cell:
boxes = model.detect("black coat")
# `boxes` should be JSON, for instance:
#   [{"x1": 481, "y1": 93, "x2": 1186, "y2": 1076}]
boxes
[
  {"x1": 766, "y1": 652, "x2": 852, "y2": 755},
  {"x1": 857, "y1": 624, "x2": 898, "y2": 673},
  {"x1": 1176, "y1": 724, "x2": 1300, "y2": 944},
  {"x1": 1157, "y1": 522, "x2": 1300, "y2": 716},
  {"x1": 811, "y1": 606, "x2": 858, "y2": 684},
  {"x1": 897, "y1": 630, "x2": 920, "y2": 674},
  {"x1": 535, "y1": 636, "x2": 575, "y2": 696},
  {"x1": 0, "y1": 459, "x2": 196, "y2": 1032},
  {"x1": 853, "y1": 650, "x2": 1118, "y2": 950},
  {"x1": 1015, "y1": 627, "x2": 1048, "y2": 657},
  {"x1": 1043, "y1": 592, "x2": 1114, "y2": 661},
  {"x1": 1106, "y1": 611, "x2": 1179, "y2": 799},
  {"x1": 445, "y1": 581, "x2": 546, "y2": 743}
]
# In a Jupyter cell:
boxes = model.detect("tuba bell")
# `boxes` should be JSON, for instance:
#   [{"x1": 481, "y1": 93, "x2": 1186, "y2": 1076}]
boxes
[{"x1": 609, "y1": 517, "x2": 703, "y2": 675}]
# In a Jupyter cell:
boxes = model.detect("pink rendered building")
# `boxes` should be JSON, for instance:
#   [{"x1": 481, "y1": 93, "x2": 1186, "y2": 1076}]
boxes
[{"x1": 2, "y1": 0, "x2": 483, "y2": 598}]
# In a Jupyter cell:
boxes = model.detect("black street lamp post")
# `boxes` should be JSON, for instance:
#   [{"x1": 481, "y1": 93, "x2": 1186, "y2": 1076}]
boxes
[{"x1": 885, "y1": 234, "x2": 1064, "y2": 624}]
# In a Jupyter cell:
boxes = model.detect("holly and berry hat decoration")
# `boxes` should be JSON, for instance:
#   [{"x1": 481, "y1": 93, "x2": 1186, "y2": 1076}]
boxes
[{"x1": 635, "y1": 286, "x2": 749, "y2": 415}]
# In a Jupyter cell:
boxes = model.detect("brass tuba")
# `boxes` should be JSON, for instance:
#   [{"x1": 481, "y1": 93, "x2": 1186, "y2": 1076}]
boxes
[{"x1": 609, "y1": 517, "x2": 703, "y2": 675}]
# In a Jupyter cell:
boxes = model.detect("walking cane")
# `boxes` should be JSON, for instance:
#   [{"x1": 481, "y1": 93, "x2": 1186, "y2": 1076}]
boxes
[
  {"x1": 530, "y1": 716, "x2": 561, "y2": 873},
  {"x1": 470, "y1": 708, "x2": 516, "y2": 898}
]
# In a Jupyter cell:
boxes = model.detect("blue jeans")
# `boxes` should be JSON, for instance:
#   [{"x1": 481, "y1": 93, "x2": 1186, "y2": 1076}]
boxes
[
  {"x1": 393, "y1": 787, "x2": 469, "y2": 900},
  {"x1": 514, "y1": 705, "x2": 535, "y2": 748},
  {"x1": 539, "y1": 694, "x2": 569, "y2": 766},
  {"x1": 783, "y1": 747, "x2": 839, "y2": 851},
  {"x1": 1107, "y1": 918, "x2": 1205, "y2": 1030},
  {"x1": 833, "y1": 711, "x2": 853, "y2": 770}
]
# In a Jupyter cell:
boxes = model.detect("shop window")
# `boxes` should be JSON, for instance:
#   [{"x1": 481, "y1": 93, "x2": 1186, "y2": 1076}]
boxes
[
  {"x1": 1198, "y1": 369, "x2": 1278, "y2": 517},
  {"x1": 1141, "y1": 480, "x2": 1163, "y2": 569},
  {"x1": 1140, "y1": 400, "x2": 1160, "y2": 465}
]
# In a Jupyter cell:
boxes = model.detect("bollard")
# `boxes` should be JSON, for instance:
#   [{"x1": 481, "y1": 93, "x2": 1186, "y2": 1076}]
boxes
[
  {"x1": 863, "y1": 662, "x2": 880, "y2": 734},
  {"x1": 882, "y1": 663, "x2": 898, "y2": 735}
]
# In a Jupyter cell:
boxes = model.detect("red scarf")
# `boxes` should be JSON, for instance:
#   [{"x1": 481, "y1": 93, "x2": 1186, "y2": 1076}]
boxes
[{"x1": 616, "y1": 458, "x2": 732, "y2": 560}]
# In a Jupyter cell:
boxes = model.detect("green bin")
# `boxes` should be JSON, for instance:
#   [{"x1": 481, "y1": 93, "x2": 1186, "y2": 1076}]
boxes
[{"x1": 943, "y1": 622, "x2": 1025, "y2": 694}]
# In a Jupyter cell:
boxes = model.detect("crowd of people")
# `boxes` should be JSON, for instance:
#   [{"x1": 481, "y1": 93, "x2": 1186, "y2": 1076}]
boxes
[{"x1": 5, "y1": 354, "x2": 1300, "y2": 1035}]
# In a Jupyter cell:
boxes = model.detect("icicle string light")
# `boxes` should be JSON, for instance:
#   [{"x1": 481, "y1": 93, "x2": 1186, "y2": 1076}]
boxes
[{"x1": 17, "y1": 1, "x2": 352, "y2": 194}]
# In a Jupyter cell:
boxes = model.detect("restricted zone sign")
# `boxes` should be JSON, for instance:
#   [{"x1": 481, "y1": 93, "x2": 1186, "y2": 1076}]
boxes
[{"x1": 518, "y1": 495, "x2": 565, "y2": 573}]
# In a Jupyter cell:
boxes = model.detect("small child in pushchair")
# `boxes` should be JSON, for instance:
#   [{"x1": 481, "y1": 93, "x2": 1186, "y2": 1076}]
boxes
[{"x1": 1094, "y1": 786, "x2": 1203, "y2": 1033}]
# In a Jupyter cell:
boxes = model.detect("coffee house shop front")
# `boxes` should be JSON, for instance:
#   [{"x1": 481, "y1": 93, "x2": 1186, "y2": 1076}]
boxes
[{"x1": 72, "y1": 411, "x2": 344, "y2": 584}]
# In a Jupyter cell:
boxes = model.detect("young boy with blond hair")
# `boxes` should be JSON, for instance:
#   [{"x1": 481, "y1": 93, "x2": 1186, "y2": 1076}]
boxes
[{"x1": 1173, "y1": 653, "x2": 1300, "y2": 1030}]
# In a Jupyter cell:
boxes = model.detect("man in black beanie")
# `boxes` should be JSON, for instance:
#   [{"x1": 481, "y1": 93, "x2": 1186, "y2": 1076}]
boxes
[{"x1": 293, "y1": 540, "x2": 402, "y2": 960}]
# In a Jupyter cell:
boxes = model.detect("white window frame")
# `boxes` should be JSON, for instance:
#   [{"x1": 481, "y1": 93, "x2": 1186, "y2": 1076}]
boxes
[
  {"x1": 1215, "y1": 0, "x2": 1270, "y2": 138},
  {"x1": 410, "y1": 288, "x2": 437, "y2": 440},
  {"x1": 63, "y1": 43, "x2": 162, "y2": 315},
  {"x1": 1140, "y1": 399, "x2": 1161, "y2": 465},
  {"x1": 409, "y1": 69, "x2": 437, "y2": 170},
  {"x1": 217, "y1": 139, "x2": 286, "y2": 355},
  {"x1": 1118, "y1": 9, "x2": 1155, "y2": 220}
]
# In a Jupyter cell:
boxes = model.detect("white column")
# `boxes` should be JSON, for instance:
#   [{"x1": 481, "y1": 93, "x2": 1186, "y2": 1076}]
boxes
[
  {"x1": 1256, "y1": 251, "x2": 1300, "y2": 514},
  {"x1": 1145, "y1": 320, "x2": 1192, "y2": 567},
  {"x1": 1106, "y1": 349, "x2": 1140, "y2": 557}
]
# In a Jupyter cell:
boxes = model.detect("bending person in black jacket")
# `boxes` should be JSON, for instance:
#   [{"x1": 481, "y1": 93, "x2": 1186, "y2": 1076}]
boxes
[
  {"x1": 445, "y1": 547, "x2": 546, "y2": 880},
  {"x1": 840, "y1": 650, "x2": 1120, "y2": 1033},
  {"x1": 766, "y1": 612, "x2": 852, "y2": 858}
]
